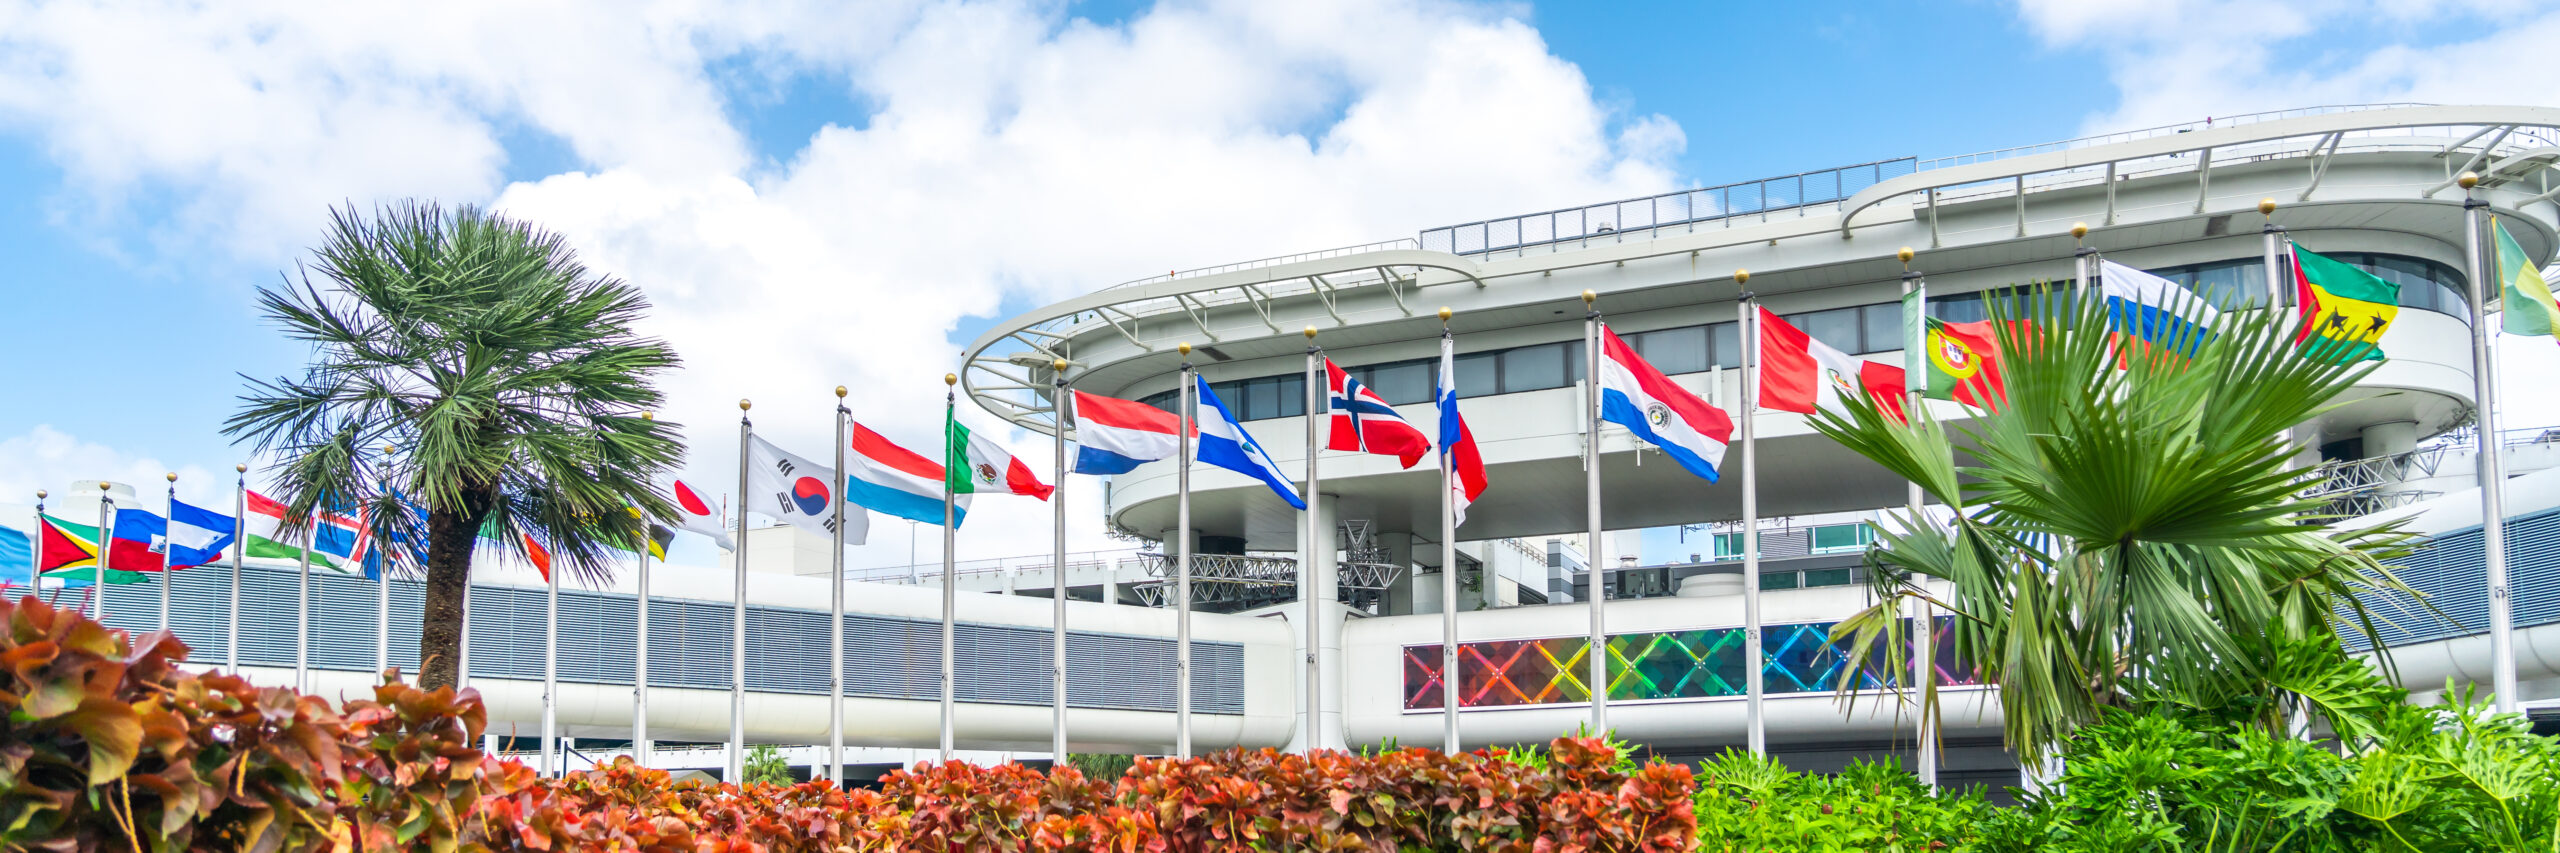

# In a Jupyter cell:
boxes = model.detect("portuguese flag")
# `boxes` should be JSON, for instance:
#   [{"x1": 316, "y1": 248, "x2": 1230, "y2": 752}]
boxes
[
  {"x1": 2496, "y1": 216, "x2": 2559, "y2": 345},
  {"x1": 2293, "y1": 245, "x2": 2399, "y2": 363},
  {"x1": 36, "y1": 516, "x2": 150, "y2": 585},
  {"x1": 1922, "y1": 317, "x2": 2007, "y2": 410}
]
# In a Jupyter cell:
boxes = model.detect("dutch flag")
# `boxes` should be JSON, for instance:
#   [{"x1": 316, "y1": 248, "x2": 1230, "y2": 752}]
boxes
[{"x1": 1068, "y1": 390, "x2": 1185, "y2": 475}]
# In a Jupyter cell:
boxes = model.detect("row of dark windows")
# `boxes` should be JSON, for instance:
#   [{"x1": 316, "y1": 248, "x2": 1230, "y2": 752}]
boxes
[{"x1": 1142, "y1": 253, "x2": 2468, "y2": 421}]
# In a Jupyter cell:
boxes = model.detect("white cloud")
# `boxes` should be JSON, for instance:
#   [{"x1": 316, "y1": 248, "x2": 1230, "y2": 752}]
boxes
[
  {"x1": 0, "y1": 0, "x2": 1681, "y2": 567},
  {"x1": 0, "y1": 425, "x2": 222, "y2": 511}
]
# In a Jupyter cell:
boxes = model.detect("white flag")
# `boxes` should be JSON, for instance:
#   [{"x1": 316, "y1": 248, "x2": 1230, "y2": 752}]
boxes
[{"x1": 746, "y1": 436, "x2": 870, "y2": 544}]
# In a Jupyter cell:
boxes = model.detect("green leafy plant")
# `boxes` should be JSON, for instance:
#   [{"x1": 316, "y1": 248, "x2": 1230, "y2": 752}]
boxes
[
  {"x1": 1063, "y1": 752, "x2": 1136, "y2": 781},
  {"x1": 742, "y1": 744, "x2": 793, "y2": 786}
]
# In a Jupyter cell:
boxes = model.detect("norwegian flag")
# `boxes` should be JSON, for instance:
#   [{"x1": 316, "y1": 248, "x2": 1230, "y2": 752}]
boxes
[{"x1": 1325, "y1": 358, "x2": 1432, "y2": 468}]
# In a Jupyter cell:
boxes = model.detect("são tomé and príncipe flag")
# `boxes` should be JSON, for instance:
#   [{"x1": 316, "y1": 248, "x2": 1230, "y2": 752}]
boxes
[
  {"x1": 2292, "y1": 245, "x2": 2399, "y2": 363},
  {"x1": 2496, "y1": 215, "x2": 2560, "y2": 346}
]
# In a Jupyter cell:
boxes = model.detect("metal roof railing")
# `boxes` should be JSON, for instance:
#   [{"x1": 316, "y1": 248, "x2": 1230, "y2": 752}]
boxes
[
  {"x1": 1419, "y1": 157, "x2": 1918, "y2": 256},
  {"x1": 1915, "y1": 104, "x2": 2441, "y2": 171}
]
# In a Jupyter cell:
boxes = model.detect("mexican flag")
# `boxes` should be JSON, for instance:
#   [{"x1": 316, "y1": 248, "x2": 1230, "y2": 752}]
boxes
[
  {"x1": 945, "y1": 417, "x2": 1054, "y2": 505},
  {"x1": 2496, "y1": 216, "x2": 2559, "y2": 345},
  {"x1": 36, "y1": 516, "x2": 150, "y2": 585},
  {"x1": 2293, "y1": 245, "x2": 2400, "y2": 363}
]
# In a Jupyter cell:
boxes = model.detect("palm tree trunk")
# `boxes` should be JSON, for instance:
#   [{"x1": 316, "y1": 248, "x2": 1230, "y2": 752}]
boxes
[{"x1": 419, "y1": 505, "x2": 483, "y2": 690}]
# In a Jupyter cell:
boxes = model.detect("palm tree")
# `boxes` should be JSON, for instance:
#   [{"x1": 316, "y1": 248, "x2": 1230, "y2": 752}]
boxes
[
  {"x1": 1815, "y1": 286, "x2": 2418, "y2": 763},
  {"x1": 226, "y1": 201, "x2": 683, "y2": 690}
]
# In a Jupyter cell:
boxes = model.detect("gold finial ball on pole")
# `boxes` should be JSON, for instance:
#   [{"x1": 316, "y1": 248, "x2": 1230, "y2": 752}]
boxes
[
  {"x1": 1177, "y1": 342, "x2": 1193, "y2": 357},
  {"x1": 835, "y1": 385, "x2": 848, "y2": 399},
  {"x1": 1052, "y1": 358, "x2": 1069, "y2": 372},
  {"x1": 98, "y1": 482, "x2": 111, "y2": 491},
  {"x1": 35, "y1": 490, "x2": 45, "y2": 500},
  {"x1": 1896, "y1": 247, "x2": 1915, "y2": 265},
  {"x1": 1581, "y1": 289, "x2": 1597, "y2": 305},
  {"x1": 166, "y1": 472, "x2": 178, "y2": 483},
  {"x1": 1734, "y1": 269, "x2": 1749, "y2": 285},
  {"x1": 1303, "y1": 325, "x2": 1318, "y2": 340},
  {"x1": 2070, "y1": 222, "x2": 2089, "y2": 239},
  {"x1": 1437, "y1": 306, "x2": 1452, "y2": 323},
  {"x1": 383, "y1": 445, "x2": 394, "y2": 455},
  {"x1": 739, "y1": 399, "x2": 752, "y2": 412},
  {"x1": 944, "y1": 373, "x2": 958, "y2": 387},
  {"x1": 2459, "y1": 171, "x2": 2481, "y2": 190},
  {"x1": 642, "y1": 412, "x2": 654, "y2": 421},
  {"x1": 235, "y1": 464, "x2": 247, "y2": 474},
  {"x1": 2257, "y1": 199, "x2": 2276, "y2": 217}
]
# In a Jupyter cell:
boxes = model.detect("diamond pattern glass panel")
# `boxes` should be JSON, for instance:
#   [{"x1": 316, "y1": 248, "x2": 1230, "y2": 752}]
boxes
[{"x1": 1403, "y1": 617, "x2": 1977, "y2": 710}]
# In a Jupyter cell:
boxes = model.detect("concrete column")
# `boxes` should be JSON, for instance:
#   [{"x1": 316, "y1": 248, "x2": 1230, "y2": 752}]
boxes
[
  {"x1": 2363, "y1": 421, "x2": 2418, "y2": 457},
  {"x1": 1103, "y1": 560, "x2": 1121, "y2": 606},
  {"x1": 1002, "y1": 565, "x2": 1017, "y2": 596},
  {"x1": 1310, "y1": 494, "x2": 1346, "y2": 752}
]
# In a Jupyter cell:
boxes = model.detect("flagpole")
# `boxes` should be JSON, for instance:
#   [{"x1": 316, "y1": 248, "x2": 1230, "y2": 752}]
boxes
[
  {"x1": 542, "y1": 522, "x2": 558, "y2": 777},
  {"x1": 1175, "y1": 343, "x2": 1196, "y2": 759},
  {"x1": 296, "y1": 503, "x2": 310, "y2": 692},
  {"x1": 1049, "y1": 360, "x2": 1074, "y2": 763},
  {"x1": 1301, "y1": 328, "x2": 1324, "y2": 753},
  {"x1": 161, "y1": 473, "x2": 176, "y2": 631},
  {"x1": 731, "y1": 399, "x2": 752, "y2": 782},
  {"x1": 634, "y1": 415, "x2": 654, "y2": 770},
  {"x1": 2260, "y1": 199, "x2": 2284, "y2": 312},
  {"x1": 30, "y1": 490, "x2": 44, "y2": 603},
  {"x1": 224, "y1": 465, "x2": 243, "y2": 674},
  {"x1": 1898, "y1": 249, "x2": 1937, "y2": 791},
  {"x1": 94, "y1": 484, "x2": 112, "y2": 623},
  {"x1": 940, "y1": 376, "x2": 959, "y2": 762},
  {"x1": 1738, "y1": 278, "x2": 1766, "y2": 756},
  {"x1": 1439, "y1": 308, "x2": 1460, "y2": 754},
  {"x1": 376, "y1": 448, "x2": 392, "y2": 677},
  {"x1": 1581, "y1": 291, "x2": 1607, "y2": 735},
  {"x1": 2459, "y1": 172, "x2": 2519, "y2": 714},
  {"x1": 829, "y1": 387, "x2": 849, "y2": 785}
]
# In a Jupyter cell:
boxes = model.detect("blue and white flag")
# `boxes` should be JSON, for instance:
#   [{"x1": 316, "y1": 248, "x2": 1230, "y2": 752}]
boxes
[
  {"x1": 1193, "y1": 375, "x2": 1305, "y2": 510},
  {"x1": 167, "y1": 498, "x2": 235, "y2": 569}
]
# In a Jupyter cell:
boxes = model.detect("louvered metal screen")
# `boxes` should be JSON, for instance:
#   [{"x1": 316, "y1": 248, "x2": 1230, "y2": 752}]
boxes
[
  {"x1": 68, "y1": 563, "x2": 1244, "y2": 714},
  {"x1": 2344, "y1": 506, "x2": 2560, "y2": 651}
]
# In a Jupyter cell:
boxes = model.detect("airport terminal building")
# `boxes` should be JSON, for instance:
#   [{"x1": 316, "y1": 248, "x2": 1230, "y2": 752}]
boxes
[{"x1": 25, "y1": 104, "x2": 2560, "y2": 786}]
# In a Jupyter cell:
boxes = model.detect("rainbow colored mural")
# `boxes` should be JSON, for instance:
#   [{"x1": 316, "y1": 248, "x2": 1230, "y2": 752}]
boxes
[{"x1": 1401, "y1": 618, "x2": 1975, "y2": 710}]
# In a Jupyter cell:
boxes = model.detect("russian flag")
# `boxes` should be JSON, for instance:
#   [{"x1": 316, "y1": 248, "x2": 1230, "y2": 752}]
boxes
[
  {"x1": 1597, "y1": 325, "x2": 1735, "y2": 481},
  {"x1": 1326, "y1": 358, "x2": 1432, "y2": 468},
  {"x1": 847, "y1": 423, "x2": 968, "y2": 526},
  {"x1": 2100, "y1": 259, "x2": 2218, "y2": 356},
  {"x1": 1069, "y1": 390, "x2": 1185, "y2": 475}
]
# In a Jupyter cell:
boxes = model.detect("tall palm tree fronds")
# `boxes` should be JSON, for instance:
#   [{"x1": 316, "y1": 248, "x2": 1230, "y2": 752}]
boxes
[{"x1": 225, "y1": 201, "x2": 684, "y2": 689}]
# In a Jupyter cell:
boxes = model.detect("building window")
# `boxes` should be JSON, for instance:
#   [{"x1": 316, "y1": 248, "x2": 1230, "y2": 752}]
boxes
[
  {"x1": 1802, "y1": 568, "x2": 1854, "y2": 588},
  {"x1": 1357, "y1": 359, "x2": 1435, "y2": 405},
  {"x1": 1632, "y1": 325, "x2": 1708, "y2": 374},
  {"x1": 1500, "y1": 342, "x2": 1570, "y2": 392},
  {"x1": 1808, "y1": 523, "x2": 1874, "y2": 554}
]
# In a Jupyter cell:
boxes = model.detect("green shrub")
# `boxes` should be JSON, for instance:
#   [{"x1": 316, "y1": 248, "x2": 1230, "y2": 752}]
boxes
[
  {"x1": 1691, "y1": 751, "x2": 1991, "y2": 852},
  {"x1": 742, "y1": 743, "x2": 792, "y2": 785}
]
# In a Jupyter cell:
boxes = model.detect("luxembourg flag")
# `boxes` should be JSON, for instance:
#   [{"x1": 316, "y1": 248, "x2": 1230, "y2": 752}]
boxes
[
  {"x1": 1195, "y1": 375, "x2": 1306, "y2": 510},
  {"x1": 848, "y1": 423, "x2": 968, "y2": 526},
  {"x1": 1069, "y1": 390, "x2": 1185, "y2": 475},
  {"x1": 1326, "y1": 358, "x2": 1431, "y2": 468},
  {"x1": 1437, "y1": 336, "x2": 1489, "y2": 526},
  {"x1": 1597, "y1": 325, "x2": 1735, "y2": 481}
]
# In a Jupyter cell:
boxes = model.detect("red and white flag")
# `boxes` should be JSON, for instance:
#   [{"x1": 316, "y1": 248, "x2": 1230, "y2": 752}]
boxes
[
  {"x1": 663, "y1": 478, "x2": 736, "y2": 550},
  {"x1": 1755, "y1": 307, "x2": 1906, "y2": 418},
  {"x1": 1326, "y1": 358, "x2": 1432, "y2": 468},
  {"x1": 1437, "y1": 336, "x2": 1489, "y2": 526}
]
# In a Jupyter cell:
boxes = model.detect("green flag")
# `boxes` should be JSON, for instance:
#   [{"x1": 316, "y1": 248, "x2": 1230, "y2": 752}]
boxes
[{"x1": 2496, "y1": 216, "x2": 2559, "y2": 344}]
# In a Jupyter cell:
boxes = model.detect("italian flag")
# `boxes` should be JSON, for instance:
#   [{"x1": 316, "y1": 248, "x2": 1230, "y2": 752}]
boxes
[
  {"x1": 2496, "y1": 216, "x2": 2559, "y2": 345},
  {"x1": 2293, "y1": 245, "x2": 2400, "y2": 364},
  {"x1": 945, "y1": 417, "x2": 1053, "y2": 509}
]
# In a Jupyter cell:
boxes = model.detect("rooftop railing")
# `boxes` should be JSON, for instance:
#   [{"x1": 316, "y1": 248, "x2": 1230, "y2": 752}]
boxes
[{"x1": 1418, "y1": 158, "x2": 1917, "y2": 256}]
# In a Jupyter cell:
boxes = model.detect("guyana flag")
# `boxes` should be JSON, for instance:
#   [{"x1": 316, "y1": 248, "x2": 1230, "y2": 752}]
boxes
[
  {"x1": 1922, "y1": 317, "x2": 2007, "y2": 410},
  {"x1": 35, "y1": 516, "x2": 150, "y2": 585},
  {"x1": 2293, "y1": 245, "x2": 2399, "y2": 363},
  {"x1": 2495, "y1": 215, "x2": 2559, "y2": 345}
]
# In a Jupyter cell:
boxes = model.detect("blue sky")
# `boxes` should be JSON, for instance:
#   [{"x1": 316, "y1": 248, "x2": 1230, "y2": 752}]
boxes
[{"x1": 2, "y1": 0, "x2": 2557, "y2": 567}]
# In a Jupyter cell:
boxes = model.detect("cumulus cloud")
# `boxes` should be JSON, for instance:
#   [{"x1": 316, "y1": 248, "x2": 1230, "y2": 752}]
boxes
[
  {"x1": 0, "y1": 425, "x2": 222, "y2": 511},
  {"x1": 0, "y1": 0, "x2": 1683, "y2": 566}
]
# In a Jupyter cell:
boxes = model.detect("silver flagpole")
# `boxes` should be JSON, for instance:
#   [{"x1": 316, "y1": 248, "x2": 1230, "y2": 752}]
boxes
[
  {"x1": 162, "y1": 473, "x2": 175, "y2": 631},
  {"x1": 542, "y1": 523, "x2": 558, "y2": 777},
  {"x1": 635, "y1": 416, "x2": 655, "y2": 769},
  {"x1": 376, "y1": 448, "x2": 392, "y2": 676},
  {"x1": 1739, "y1": 279, "x2": 1766, "y2": 755},
  {"x1": 1301, "y1": 328, "x2": 1323, "y2": 753},
  {"x1": 94, "y1": 486, "x2": 112, "y2": 623},
  {"x1": 939, "y1": 376, "x2": 959, "y2": 761},
  {"x1": 1898, "y1": 249, "x2": 1937, "y2": 791},
  {"x1": 829, "y1": 387, "x2": 849, "y2": 785},
  {"x1": 227, "y1": 468, "x2": 244, "y2": 675},
  {"x1": 1051, "y1": 360, "x2": 1072, "y2": 763},
  {"x1": 295, "y1": 506, "x2": 310, "y2": 692},
  {"x1": 27, "y1": 490, "x2": 41, "y2": 602},
  {"x1": 2260, "y1": 200, "x2": 2284, "y2": 311},
  {"x1": 1581, "y1": 291, "x2": 1607, "y2": 734},
  {"x1": 1175, "y1": 343, "x2": 1196, "y2": 759},
  {"x1": 2459, "y1": 172, "x2": 2519, "y2": 714},
  {"x1": 731, "y1": 400, "x2": 753, "y2": 782},
  {"x1": 1439, "y1": 308, "x2": 1460, "y2": 754}
]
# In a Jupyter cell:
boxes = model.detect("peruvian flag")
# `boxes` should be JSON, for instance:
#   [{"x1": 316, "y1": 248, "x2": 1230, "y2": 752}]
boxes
[
  {"x1": 1756, "y1": 307, "x2": 1906, "y2": 419},
  {"x1": 663, "y1": 478, "x2": 736, "y2": 550},
  {"x1": 1325, "y1": 358, "x2": 1432, "y2": 468}
]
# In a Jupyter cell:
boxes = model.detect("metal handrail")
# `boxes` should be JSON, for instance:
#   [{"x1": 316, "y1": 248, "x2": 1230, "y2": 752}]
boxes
[
  {"x1": 1418, "y1": 157, "x2": 1917, "y2": 256},
  {"x1": 1916, "y1": 104, "x2": 2441, "y2": 170},
  {"x1": 1105, "y1": 238, "x2": 1420, "y2": 291}
]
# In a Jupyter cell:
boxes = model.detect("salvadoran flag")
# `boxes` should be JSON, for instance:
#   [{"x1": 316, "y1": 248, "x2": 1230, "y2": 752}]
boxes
[
  {"x1": 1194, "y1": 375, "x2": 1306, "y2": 510},
  {"x1": 1597, "y1": 325, "x2": 1735, "y2": 481},
  {"x1": 848, "y1": 423, "x2": 969, "y2": 526},
  {"x1": 2100, "y1": 259, "x2": 2217, "y2": 355},
  {"x1": 1069, "y1": 390, "x2": 1184, "y2": 475}
]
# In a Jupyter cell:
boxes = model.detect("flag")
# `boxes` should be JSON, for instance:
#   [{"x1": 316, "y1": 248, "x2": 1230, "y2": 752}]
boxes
[
  {"x1": 2099, "y1": 259, "x2": 2217, "y2": 357},
  {"x1": 1597, "y1": 325, "x2": 1735, "y2": 481},
  {"x1": 1923, "y1": 317, "x2": 2007, "y2": 409},
  {"x1": 241, "y1": 491, "x2": 366, "y2": 572},
  {"x1": 610, "y1": 507, "x2": 676, "y2": 560},
  {"x1": 0, "y1": 525, "x2": 28, "y2": 588},
  {"x1": 1325, "y1": 359, "x2": 1432, "y2": 468},
  {"x1": 746, "y1": 435, "x2": 871, "y2": 543},
  {"x1": 1755, "y1": 307, "x2": 1906, "y2": 418},
  {"x1": 106, "y1": 508, "x2": 169, "y2": 572},
  {"x1": 523, "y1": 533, "x2": 554, "y2": 582},
  {"x1": 1438, "y1": 337, "x2": 1488, "y2": 527},
  {"x1": 664, "y1": 479, "x2": 736, "y2": 550},
  {"x1": 2293, "y1": 245, "x2": 2399, "y2": 363},
  {"x1": 946, "y1": 419, "x2": 1054, "y2": 501},
  {"x1": 848, "y1": 423, "x2": 966, "y2": 525},
  {"x1": 1069, "y1": 390, "x2": 1184, "y2": 475},
  {"x1": 2496, "y1": 216, "x2": 2558, "y2": 345},
  {"x1": 1193, "y1": 375, "x2": 1306, "y2": 509},
  {"x1": 36, "y1": 516, "x2": 148, "y2": 584},
  {"x1": 166, "y1": 498, "x2": 235, "y2": 569}
]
